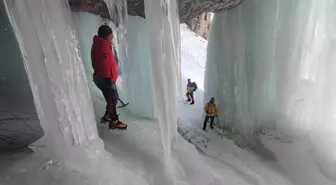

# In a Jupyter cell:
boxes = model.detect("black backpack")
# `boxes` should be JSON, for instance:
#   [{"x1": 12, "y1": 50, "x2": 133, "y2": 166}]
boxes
[{"x1": 192, "y1": 82, "x2": 198, "y2": 91}]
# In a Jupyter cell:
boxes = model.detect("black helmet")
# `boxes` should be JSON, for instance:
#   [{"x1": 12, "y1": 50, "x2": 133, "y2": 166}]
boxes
[
  {"x1": 98, "y1": 24, "x2": 113, "y2": 38},
  {"x1": 210, "y1": 97, "x2": 215, "y2": 103}
]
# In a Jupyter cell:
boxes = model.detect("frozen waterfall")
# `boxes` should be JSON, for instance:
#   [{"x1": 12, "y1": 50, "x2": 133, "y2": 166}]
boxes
[
  {"x1": 205, "y1": 0, "x2": 336, "y2": 177},
  {"x1": 3, "y1": 0, "x2": 181, "y2": 173},
  {"x1": 1, "y1": 0, "x2": 150, "y2": 183},
  {"x1": 144, "y1": 0, "x2": 181, "y2": 163},
  {"x1": 3, "y1": 0, "x2": 100, "y2": 157}
]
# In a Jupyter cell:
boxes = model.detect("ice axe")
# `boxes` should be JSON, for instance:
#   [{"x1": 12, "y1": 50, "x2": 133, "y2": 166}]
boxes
[{"x1": 117, "y1": 97, "x2": 129, "y2": 108}]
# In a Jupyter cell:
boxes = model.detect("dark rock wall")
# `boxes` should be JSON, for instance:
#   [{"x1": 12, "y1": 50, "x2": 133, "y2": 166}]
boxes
[
  {"x1": 186, "y1": 12, "x2": 212, "y2": 39},
  {"x1": 68, "y1": 0, "x2": 242, "y2": 24}
]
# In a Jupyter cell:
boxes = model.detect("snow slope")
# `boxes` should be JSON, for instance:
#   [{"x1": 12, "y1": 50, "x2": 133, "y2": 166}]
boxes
[{"x1": 180, "y1": 24, "x2": 207, "y2": 90}]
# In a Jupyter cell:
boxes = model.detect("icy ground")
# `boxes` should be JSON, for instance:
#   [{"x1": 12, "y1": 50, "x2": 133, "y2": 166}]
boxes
[
  {"x1": 1, "y1": 82, "x2": 279, "y2": 185},
  {"x1": 0, "y1": 82, "x2": 291, "y2": 185}
]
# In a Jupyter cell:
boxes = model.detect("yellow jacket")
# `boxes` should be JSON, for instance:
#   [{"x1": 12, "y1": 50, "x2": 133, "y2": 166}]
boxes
[{"x1": 204, "y1": 103, "x2": 218, "y2": 117}]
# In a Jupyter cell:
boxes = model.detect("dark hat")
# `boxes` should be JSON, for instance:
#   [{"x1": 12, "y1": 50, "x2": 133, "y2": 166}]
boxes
[
  {"x1": 98, "y1": 24, "x2": 113, "y2": 38},
  {"x1": 210, "y1": 97, "x2": 215, "y2": 103}
]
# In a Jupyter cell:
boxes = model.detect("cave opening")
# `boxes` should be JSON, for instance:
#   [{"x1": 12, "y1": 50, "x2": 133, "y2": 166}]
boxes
[{"x1": 0, "y1": 3, "x2": 42, "y2": 152}]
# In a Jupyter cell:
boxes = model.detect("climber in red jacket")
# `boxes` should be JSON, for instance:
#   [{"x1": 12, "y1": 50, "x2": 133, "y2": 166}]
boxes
[{"x1": 91, "y1": 24, "x2": 127, "y2": 130}]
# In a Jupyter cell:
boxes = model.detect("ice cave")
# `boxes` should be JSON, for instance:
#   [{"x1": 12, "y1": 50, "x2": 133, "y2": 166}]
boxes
[{"x1": 1, "y1": 0, "x2": 336, "y2": 185}]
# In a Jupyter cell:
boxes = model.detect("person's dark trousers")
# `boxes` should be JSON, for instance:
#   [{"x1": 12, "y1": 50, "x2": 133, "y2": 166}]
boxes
[
  {"x1": 186, "y1": 91, "x2": 194, "y2": 101},
  {"x1": 203, "y1": 116, "x2": 215, "y2": 130},
  {"x1": 93, "y1": 78, "x2": 118, "y2": 121}
]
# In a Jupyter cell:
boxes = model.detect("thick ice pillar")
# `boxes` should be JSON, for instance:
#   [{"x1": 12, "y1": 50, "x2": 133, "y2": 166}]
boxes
[
  {"x1": 144, "y1": 0, "x2": 180, "y2": 162},
  {"x1": 3, "y1": 0, "x2": 105, "y2": 170},
  {"x1": 206, "y1": 0, "x2": 336, "y2": 135},
  {"x1": 205, "y1": 6, "x2": 252, "y2": 135},
  {"x1": 206, "y1": 0, "x2": 336, "y2": 175}
]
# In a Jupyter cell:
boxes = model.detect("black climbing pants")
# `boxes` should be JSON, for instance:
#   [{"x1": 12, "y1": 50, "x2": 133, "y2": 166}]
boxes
[
  {"x1": 186, "y1": 91, "x2": 194, "y2": 100},
  {"x1": 203, "y1": 116, "x2": 215, "y2": 130},
  {"x1": 94, "y1": 78, "x2": 118, "y2": 120}
]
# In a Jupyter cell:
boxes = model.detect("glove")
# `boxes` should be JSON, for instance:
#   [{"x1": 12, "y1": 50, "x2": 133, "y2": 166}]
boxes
[{"x1": 111, "y1": 81, "x2": 117, "y2": 90}]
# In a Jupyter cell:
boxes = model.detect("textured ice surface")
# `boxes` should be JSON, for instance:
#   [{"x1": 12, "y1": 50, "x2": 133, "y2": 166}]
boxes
[
  {"x1": 71, "y1": 12, "x2": 120, "y2": 99},
  {"x1": 4, "y1": 0, "x2": 99, "y2": 155},
  {"x1": 144, "y1": 0, "x2": 180, "y2": 162},
  {"x1": 205, "y1": 0, "x2": 336, "y2": 181},
  {"x1": 206, "y1": 0, "x2": 336, "y2": 135},
  {"x1": 2, "y1": 0, "x2": 152, "y2": 183},
  {"x1": 73, "y1": 12, "x2": 157, "y2": 118},
  {"x1": 118, "y1": 16, "x2": 157, "y2": 119}
]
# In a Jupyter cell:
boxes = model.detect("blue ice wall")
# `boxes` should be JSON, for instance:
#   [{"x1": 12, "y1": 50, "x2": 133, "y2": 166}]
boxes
[
  {"x1": 72, "y1": 13, "x2": 156, "y2": 119},
  {"x1": 118, "y1": 16, "x2": 156, "y2": 119},
  {"x1": 71, "y1": 12, "x2": 117, "y2": 88}
]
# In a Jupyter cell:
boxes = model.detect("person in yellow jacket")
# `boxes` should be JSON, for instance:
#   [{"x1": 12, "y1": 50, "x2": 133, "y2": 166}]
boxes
[{"x1": 203, "y1": 97, "x2": 218, "y2": 130}]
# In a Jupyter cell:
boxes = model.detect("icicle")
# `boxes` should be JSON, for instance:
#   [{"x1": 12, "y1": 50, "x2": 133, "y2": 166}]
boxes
[
  {"x1": 103, "y1": 0, "x2": 129, "y2": 92},
  {"x1": 103, "y1": 0, "x2": 128, "y2": 39},
  {"x1": 144, "y1": 0, "x2": 180, "y2": 164}
]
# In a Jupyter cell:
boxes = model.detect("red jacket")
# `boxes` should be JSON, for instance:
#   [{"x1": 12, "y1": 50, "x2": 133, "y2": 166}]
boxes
[{"x1": 91, "y1": 35, "x2": 118, "y2": 82}]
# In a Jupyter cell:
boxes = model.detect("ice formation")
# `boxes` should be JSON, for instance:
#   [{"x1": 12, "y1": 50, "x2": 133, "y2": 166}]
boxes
[
  {"x1": 2, "y1": 1, "x2": 148, "y2": 183},
  {"x1": 144, "y1": 0, "x2": 181, "y2": 162},
  {"x1": 103, "y1": 0, "x2": 181, "y2": 162},
  {"x1": 205, "y1": 0, "x2": 336, "y2": 176},
  {"x1": 3, "y1": 0, "x2": 99, "y2": 157},
  {"x1": 3, "y1": 0, "x2": 180, "y2": 174},
  {"x1": 117, "y1": 16, "x2": 157, "y2": 119},
  {"x1": 72, "y1": 12, "x2": 157, "y2": 118}
]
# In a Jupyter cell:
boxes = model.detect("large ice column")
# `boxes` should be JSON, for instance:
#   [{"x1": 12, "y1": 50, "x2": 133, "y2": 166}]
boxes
[
  {"x1": 206, "y1": 0, "x2": 336, "y2": 173},
  {"x1": 3, "y1": 0, "x2": 106, "y2": 171},
  {"x1": 144, "y1": 0, "x2": 180, "y2": 162},
  {"x1": 205, "y1": 6, "x2": 252, "y2": 134}
]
